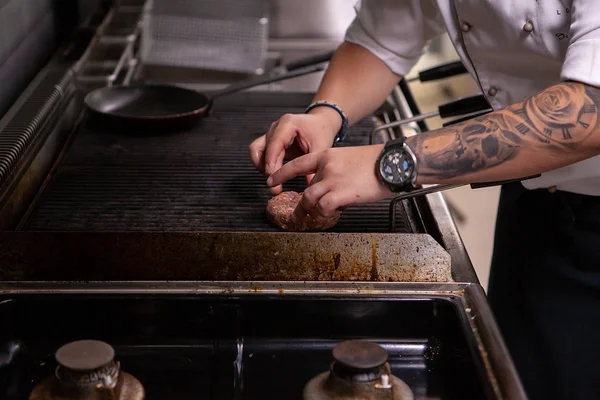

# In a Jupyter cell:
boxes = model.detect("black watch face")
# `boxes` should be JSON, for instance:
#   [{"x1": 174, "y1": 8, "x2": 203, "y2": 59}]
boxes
[{"x1": 379, "y1": 148, "x2": 415, "y2": 186}]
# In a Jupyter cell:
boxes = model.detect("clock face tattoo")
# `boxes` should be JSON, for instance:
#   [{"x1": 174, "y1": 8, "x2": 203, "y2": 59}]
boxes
[
  {"x1": 405, "y1": 81, "x2": 600, "y2": 179},
  {"x1": 523, "y1": 83, "x2": 598, "y2": 146}
]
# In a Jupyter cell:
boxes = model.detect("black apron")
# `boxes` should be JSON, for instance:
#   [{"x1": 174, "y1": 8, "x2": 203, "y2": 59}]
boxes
[{"x1": 488, "y1": 183, "x2": 600, "y2": 400}]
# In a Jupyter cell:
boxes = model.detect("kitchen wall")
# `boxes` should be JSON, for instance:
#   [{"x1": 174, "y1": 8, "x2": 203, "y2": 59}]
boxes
[{"x1": 268, "y1": 0, "x2": 356, "y2": 40}]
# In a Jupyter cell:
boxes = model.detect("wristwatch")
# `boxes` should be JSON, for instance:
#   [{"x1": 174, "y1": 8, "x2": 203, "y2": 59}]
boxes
[{"x1": 375, "y1": 136, "x2": 419, "y2": 192}]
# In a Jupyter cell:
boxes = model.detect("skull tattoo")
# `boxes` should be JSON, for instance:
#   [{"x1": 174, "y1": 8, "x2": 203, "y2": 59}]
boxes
[{"x1": 414, "y1": 114, "x2": 521, "y2": 177}]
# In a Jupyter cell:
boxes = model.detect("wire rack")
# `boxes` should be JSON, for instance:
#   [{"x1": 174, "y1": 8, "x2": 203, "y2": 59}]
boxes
[{"x1": 140, "y1": 0, "x2": 270, "y2": 74}]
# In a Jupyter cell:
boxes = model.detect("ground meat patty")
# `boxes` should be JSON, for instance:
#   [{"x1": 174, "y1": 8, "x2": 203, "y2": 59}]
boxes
[{"x1": 266, "y1": 191, "x2": 341, "y2": 231}]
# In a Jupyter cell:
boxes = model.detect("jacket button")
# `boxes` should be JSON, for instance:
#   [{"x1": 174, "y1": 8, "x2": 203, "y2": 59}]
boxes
[
  {"x1": 461, "y1": 22, "x2": 472, "y2": 32},
  {"x1": 523, "y1": 21, "x2": 534, "y2": 33},
  {"x1": 488, "y1": 87, "x2": 498, "y2": 96}
]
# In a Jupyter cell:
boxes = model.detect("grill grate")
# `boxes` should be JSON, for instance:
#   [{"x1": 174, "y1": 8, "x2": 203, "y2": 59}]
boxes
[{"x1": 22, "y1": 106, "x2": 413, "y2": 233}]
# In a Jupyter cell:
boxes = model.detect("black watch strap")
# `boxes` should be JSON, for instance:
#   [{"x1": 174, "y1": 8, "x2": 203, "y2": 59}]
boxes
[{"x1": 305, "y1": 101, "x2": 348, "y2": 144}]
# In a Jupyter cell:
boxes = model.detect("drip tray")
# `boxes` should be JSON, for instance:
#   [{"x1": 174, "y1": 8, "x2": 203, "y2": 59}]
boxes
[
  {"x1": 0, "y1": 232, "x2": 452, "y2": 282},
  {"x1": 0, "y1": 292, "x2": 494, "y2": 399}
]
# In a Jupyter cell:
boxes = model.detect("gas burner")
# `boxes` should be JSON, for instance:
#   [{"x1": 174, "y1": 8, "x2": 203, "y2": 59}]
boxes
[
  {"x1": 29, "y1": 340, "x2": 144, "y2": 400},
  {"x1": 303, "y1": 340, "x2": 414, "y2": 400}
]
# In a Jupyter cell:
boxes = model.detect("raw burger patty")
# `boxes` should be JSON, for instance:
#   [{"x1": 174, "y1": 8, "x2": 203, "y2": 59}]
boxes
[{"x1": 266, "y1": 191, "x2": 341, "y2": 231}]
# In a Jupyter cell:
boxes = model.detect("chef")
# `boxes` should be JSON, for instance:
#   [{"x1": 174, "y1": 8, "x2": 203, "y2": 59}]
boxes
[{"x1": 249, "y1": 1, "x2": 600, "y2": 399}]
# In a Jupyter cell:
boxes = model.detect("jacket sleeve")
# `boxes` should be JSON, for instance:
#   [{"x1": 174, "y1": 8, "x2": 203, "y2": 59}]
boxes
[
  {"x1": 560, "y1": 0, "x2": 600, "y2": 87},
  {"x1": 344, "y1": 0, "x2": 446, "y2": 76}
]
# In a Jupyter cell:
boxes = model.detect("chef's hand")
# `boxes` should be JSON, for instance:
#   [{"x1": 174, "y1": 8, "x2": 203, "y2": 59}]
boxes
[
  {"x1": 248, "y1": 107, "x2": 342, "y2": 194},
  {"x1": 266, "y1": 144, "x2": 392, "y2": 221}
]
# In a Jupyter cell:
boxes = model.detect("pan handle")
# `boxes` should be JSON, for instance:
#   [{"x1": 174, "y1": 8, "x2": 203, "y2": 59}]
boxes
[
  {"x1": 285, "y1": 51, "x2": 335, "y2": 71},
  {"x1": 393, "y1": 175, "x2": 542, "y2": 201},
  {"x1": 413, "y1": 61, "x2": 468, "y2": 82},
  {"x1": 388, "y1": 174, "x2": 541, "y2": 231},
  {"x1": 469, "y1": 174, "x2": 541, "y2": 189},
  {"x1": 438, "y1": 94, "x2": 490, "y2": 119},
  {"x1": 210, "y1": 64, "x2": 326, "y2": 100},
  {"x1": 442, "y1": 109, "x2": 491, "y2": 126}
]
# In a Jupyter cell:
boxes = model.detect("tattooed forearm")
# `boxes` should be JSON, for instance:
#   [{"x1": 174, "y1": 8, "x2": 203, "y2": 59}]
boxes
[{"x1": 406, "y1": 82, "x2": 600, "y2": 179}]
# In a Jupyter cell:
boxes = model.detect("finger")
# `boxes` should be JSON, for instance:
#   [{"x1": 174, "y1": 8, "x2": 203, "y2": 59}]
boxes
[
  {"x1": 299, "y1": 181, "x2": 330, "y2": 218},
  {"x1": 291, "y1": 182, "x2": 329, "y2": 225},
  {"x1": 248, "y1": 135, "x2": 267, "y2": 173},
  {"x1": 304, "y1": 172, "x2": 322, "y2": 189},
  {"x1": 291, "y1": 198, "x2": 308, "y2": 226},
  {"x1": 316, "y1": 192, "x2": 345, "y2": 217},
  {"x1": 269, "y1": 183, "x2": 283, "y2": 195},
  {"x1": 267, "y1": 153, "x2": 319, "y2": 188},
  {"x1": 269, "y1": 132, "x2": 300, "y2": 193},
  {"x1": 262, "y1": 122, "x2": 286, "y2": 194},
  {"x1": 264, "y1": 117, "x2": 297, "y2": 177}
]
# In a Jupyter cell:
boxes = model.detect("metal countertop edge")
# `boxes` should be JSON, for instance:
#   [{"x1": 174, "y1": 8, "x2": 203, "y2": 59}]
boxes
[
  {"x1": 0, "y1": 280, "x2": 469, "y2": 294},
  {"x1": 425, "y1": 190, "x2": 480, "y2": 284},
  {"x1": 465, "y1": 284, "x2": 528, "y2": 400}
]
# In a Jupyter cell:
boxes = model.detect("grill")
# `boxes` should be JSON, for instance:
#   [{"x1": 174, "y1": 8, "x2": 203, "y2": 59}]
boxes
[{"x1": 21, "y1": 105, "x2": 414, "y2": 233}]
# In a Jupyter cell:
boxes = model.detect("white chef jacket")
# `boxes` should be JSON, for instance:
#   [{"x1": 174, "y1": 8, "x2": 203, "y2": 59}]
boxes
[{"x1": 344, "y1": 0, "x2": 600, "y2": 196}]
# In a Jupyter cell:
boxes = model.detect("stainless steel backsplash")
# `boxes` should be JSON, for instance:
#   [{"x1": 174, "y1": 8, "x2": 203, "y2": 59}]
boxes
[{"x1": 267, "y1": 0, "x2": 357, "y2": 40}]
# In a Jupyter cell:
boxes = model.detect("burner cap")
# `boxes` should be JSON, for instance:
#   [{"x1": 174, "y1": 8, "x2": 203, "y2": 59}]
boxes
[
  {"x1": 55, "y1": 340, "x2": 115, "y2": 371},
  {"x1": 332, "y1": 340, "x2": 388, "y2": 370}
]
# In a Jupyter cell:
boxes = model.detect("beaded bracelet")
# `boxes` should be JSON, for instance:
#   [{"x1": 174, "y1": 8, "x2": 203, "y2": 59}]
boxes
[{"x1": 305, "y1": 101, "x2": 349, "y2": 144}]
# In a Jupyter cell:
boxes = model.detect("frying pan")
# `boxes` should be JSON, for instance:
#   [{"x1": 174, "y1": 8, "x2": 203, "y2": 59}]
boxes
[{"x1": 84, "y1": 51, "x2": 334, "y2": 131}]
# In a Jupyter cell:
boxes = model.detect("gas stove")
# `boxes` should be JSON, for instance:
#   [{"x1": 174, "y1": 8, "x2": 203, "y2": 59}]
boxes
[
  {"x1": 26, "y1": 338, "x2": 413, "y2": 400},
  {"x1": 0, "y1": 282, "x2": 523, "y2": 399}
]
